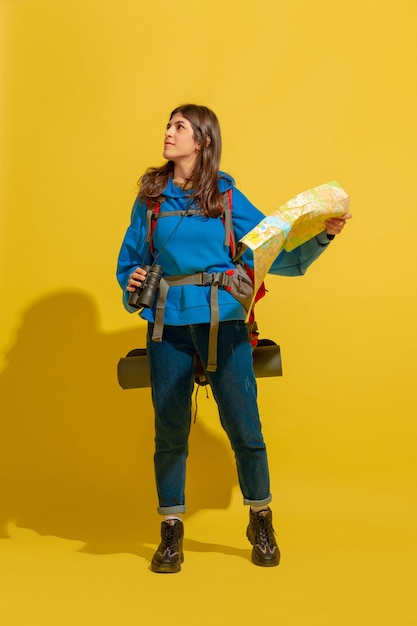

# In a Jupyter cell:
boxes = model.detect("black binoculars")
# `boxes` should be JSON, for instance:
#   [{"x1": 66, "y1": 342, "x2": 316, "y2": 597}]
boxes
[{"x1": 128, "y1": 264, "x2": 163, "y2": 309}]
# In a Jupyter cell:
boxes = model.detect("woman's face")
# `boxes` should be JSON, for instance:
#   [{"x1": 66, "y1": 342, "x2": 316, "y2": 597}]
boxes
[{"x1": 163, "y1": 113, "x2": 200, "y2": 165}]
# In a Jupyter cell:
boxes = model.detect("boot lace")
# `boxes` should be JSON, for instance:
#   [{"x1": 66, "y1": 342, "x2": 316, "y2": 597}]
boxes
[
  {"x1": 162, "y1": 522, "x2": 179, "y2": 552},
  {"x1": 256, "y1": 515, "x2": 274, "y2": 547}
]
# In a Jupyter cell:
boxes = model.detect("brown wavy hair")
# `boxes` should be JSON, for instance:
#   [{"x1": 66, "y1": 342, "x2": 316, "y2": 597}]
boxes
[{"x1": 138, "y1": 104, "x2": 223, "y2": 217}]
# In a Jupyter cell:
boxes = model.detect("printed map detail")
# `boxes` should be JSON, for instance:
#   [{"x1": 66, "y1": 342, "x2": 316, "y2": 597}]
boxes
[{"x1": 239, "y1": 180, "x2": 350, "y2": 317}]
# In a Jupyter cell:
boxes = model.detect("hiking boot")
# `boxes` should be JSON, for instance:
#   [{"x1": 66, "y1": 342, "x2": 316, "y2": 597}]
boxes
[
  {"x1": 246, "y1": 508, "x2": 280, "y2": 567},
  {"x1": 151, "y1": 519, "x2": 184, "y2": 573}
]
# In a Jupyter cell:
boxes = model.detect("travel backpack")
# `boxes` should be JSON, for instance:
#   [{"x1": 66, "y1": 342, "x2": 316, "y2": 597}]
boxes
[{"x1": 144, "y1": 188, "x2": 267, "y2": 371}]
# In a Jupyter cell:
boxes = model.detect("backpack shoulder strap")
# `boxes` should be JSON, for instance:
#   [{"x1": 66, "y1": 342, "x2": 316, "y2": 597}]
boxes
[
  {"x1": 221, "y1": 189, "x2": 236, "y2": 257},
  {"x1": 146, "y1": 190, "x2": 238, "y2": 264},
  {"x1": 146, "y1": 198, "x2": 202, "y2": 254},
  {"x1": 145, "y1": 198, "x2": 161, "y2": 247}
]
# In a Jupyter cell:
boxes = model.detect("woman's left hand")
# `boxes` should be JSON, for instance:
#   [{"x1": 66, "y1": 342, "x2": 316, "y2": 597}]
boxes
[{"x1": 325, "y1": 213, "x2": 352, "y2": 236}]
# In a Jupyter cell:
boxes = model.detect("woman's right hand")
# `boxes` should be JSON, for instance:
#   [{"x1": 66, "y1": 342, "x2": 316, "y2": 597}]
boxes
[{"x1": 126, "y1": 267, "x2": 148, "y2": 293}]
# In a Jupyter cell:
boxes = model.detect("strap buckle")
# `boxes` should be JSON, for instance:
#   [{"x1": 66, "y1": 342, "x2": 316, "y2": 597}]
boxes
[{"x1": 200, "y1": 271, "x2": 232, "y2": 288}]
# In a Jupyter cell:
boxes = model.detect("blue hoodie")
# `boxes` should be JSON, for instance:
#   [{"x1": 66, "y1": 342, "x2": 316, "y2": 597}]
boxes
[{"x1": 116, "y1": 173, "x2": 330, "y2": 325}]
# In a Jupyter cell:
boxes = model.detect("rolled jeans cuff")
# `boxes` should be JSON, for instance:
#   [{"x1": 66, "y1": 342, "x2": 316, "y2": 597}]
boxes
[
  {"x1": 157, "y1": 504, "x2": 186, "y2": 515},
  {"x1": 243, "y1": 494, "x2": 272, "y2": 508}
]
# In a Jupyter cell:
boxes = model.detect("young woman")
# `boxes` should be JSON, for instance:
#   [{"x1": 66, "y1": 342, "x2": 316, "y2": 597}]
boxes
[{"x1": 116, "y1": 104, "x2": 350, "y2": 573}]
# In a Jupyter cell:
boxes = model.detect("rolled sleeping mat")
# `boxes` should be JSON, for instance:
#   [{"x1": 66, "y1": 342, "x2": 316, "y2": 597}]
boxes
[
  {"x1": 252, "y1": 339, "x2": 283, "y2": 378},
  {"x1": 117, "y1": 348, "x2": 150, "y2": 389},
  {"x1": 117, "y1": 340, "x2": 282, "y2": 390}
]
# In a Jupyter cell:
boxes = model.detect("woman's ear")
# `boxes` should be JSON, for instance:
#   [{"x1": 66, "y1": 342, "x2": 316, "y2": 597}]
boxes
[{"x1": 195, "y1": 135, "x2": 211, "y2": 152}]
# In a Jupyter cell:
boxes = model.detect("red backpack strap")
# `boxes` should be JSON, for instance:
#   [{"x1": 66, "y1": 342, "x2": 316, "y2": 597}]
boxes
[
  {"x1": 221, "y1": 189, "x2": 236, "y2": 257},
  {"x1": 145, "y1": 198, "x2": 161, "y2": 256}
]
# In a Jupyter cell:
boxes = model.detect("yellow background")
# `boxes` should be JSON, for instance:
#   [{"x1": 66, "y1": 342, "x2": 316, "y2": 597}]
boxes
[{"x1": 1, "y1": 0, "x2": 416, "y2": 624}]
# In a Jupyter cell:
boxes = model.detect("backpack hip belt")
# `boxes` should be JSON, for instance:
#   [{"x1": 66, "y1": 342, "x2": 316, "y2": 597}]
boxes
[{"x1": 152, "y1": 268, "x2": 252, "y2": 373}]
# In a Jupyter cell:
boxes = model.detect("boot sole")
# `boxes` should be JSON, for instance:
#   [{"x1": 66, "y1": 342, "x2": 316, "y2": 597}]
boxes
[{"x1": 251, "y1": 553, "x2": 280, "y2": 567}]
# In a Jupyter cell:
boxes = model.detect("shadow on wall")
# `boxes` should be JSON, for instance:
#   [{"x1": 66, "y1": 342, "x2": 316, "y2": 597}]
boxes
[{"x1": 0, "y1": 290, "x2": 237, "y2": 556}]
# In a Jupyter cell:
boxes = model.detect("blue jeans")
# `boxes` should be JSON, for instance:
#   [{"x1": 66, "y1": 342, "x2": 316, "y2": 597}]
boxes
[{"x1": 147, "y1": 320, "x2": 272, "y2": 515}]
